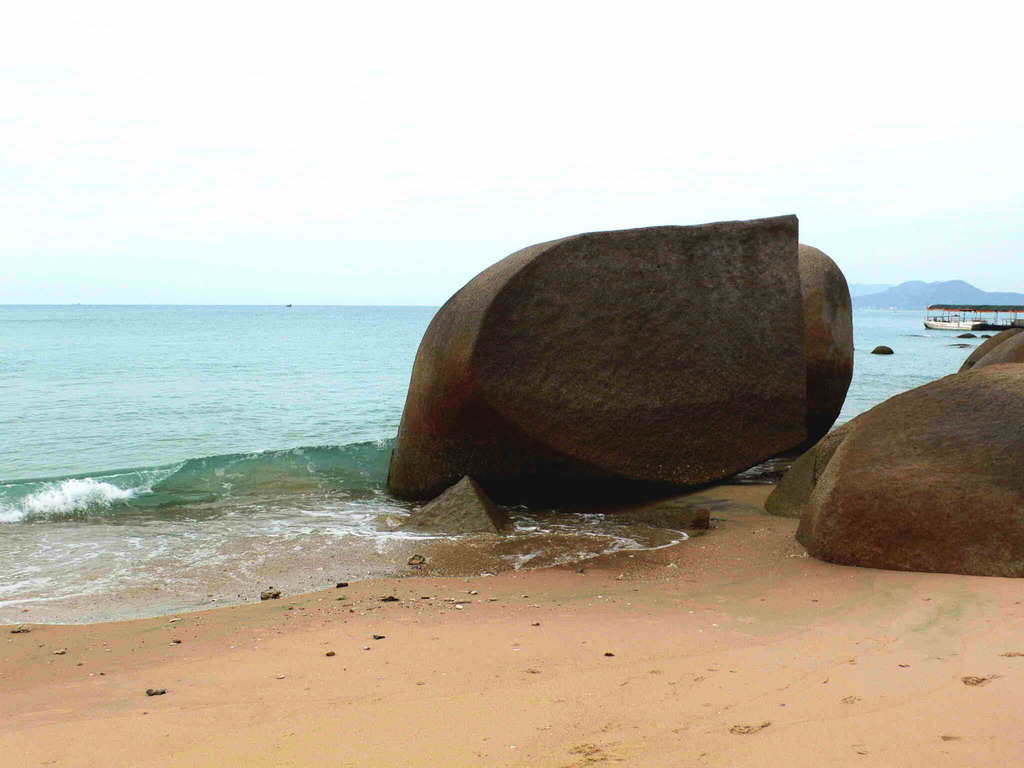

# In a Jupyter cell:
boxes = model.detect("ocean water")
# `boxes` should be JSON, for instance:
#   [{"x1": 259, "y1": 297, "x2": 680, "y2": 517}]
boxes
[{"x1": 0, "y1": 305, "x2": 978, "y2": 622}]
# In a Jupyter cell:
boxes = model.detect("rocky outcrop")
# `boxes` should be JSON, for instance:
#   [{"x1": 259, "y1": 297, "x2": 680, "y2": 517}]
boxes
[
  {"x1": 387, "y1": 216, "x2": 809, "y2": 504},
  {"x1": 398, "y1": 476, "x2": 510, "y2": 534},
  {"x1": 797, "y1": 245, "x2": 853, "y2": 446},
  {"x1": 871, "y1": 346, "x2": 894, "y2": 355},
  {"x1": 796, "y1": 367, "x2": 1024, "y2": 576},
  {"x1": 959, "y1": 329, "x2": 1022, "y2": 372},
  {"x1": 569, "y1": 495, "x2": 712, "y2": 530},
  {"x1": 765, "y1": 422, "x2": 852, "y2": 518},
  {"x1": 970, "y1": 331, "x2": 1024, "y2": 372}
]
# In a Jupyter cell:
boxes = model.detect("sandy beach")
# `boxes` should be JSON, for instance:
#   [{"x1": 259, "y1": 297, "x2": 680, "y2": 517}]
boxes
[{"x1": 4, "y1": 484, "x2": 1023, "y2": 767}]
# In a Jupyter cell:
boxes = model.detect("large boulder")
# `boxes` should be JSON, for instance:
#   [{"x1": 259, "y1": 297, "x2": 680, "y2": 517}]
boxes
[
  {"x1": 796, "y1": 366, "x2": 1024, "y2": 576},
  {"x1": 959, "y1": 328, "x2": 1023, "y2": 372},
  {"x1": 388, "y1": 216, "x2": 809, "y2": 504},
  {"x1": 764, "y1": 422, "x2": 852, "y2": 518},
  {"x1": 797, "y1": 245, "x2": 853, "y2": 446},
  {"x1": 398, "y1": 476, "x2": 510, "y2": 534},
  {"x1": 969, "y1": 330, "x2": 1024, "y2": 372}
]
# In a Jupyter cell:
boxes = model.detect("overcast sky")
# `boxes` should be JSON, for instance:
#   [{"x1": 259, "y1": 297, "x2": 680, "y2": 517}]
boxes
[{"x1": 2, "y1": 1, "x2": 1021, "y2": 304}]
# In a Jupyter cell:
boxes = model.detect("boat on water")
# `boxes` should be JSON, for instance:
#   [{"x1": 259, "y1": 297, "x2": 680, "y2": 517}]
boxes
[{"x1": 924, "y1": 304, "x2": 1024, "y2": 331}]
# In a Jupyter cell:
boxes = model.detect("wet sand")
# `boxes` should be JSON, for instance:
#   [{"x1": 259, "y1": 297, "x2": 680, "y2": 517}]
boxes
[{"x1": 4, "y1": 484, "x2": 1024, "y2": 767}]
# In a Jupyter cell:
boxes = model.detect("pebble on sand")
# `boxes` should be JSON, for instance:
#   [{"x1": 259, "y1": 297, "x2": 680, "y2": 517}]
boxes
[{"x1": 145, "y1": 688, "x2": 167, "y2": 696}]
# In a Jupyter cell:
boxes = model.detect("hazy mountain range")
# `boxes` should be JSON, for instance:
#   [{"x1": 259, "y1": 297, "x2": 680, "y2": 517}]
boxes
[
  {"x1": 851, "y1": 280, "x2": 1024, "y2": 310},
  {"x1": 848, "y1": 283, "x2": 894, "y2": 297}
]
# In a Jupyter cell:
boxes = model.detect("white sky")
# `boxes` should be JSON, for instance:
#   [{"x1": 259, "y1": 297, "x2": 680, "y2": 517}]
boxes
[{"x1": 2, "y1": 1, "x2": 1021, "y2": 304}]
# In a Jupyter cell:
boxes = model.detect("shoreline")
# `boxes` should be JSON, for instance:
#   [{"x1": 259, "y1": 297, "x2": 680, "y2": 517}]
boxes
[{"x1": 4, "y1": 483, "x2": 1022, "y2": 766}]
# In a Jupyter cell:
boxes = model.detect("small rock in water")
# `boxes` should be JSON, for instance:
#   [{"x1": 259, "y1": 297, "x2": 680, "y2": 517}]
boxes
[
  {"x1": 260, "y1": 589, "x2": 282, "y2": 601},
  {"x1": 871, "y1": 345, "x2": 894, "y2": 355},
  {"x1": 145, "y1": 688, "x2": 167, "y2": 697},
  {"x1": 407, "y1": 554, "x2": 427, "y2": 567}
]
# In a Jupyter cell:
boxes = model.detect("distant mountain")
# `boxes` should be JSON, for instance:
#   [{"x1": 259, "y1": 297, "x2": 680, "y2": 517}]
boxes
[
  {"x1": 848, "y1": 283, "x2": 894, "y2": 297},
  {"x1": 852, "y1": 280, "x2": 1024, "y2": 310}
]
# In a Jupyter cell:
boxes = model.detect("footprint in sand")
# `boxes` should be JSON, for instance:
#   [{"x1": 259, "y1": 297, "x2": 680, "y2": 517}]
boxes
[
  {"x1": 962, "y1": 675, "x2": 997, "y2": 686},
  {"x1": 729, "y1": 721, "x2": 771, "y2": 735}
]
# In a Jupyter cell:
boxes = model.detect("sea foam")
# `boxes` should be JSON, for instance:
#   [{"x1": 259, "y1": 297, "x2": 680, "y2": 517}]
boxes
[{"x1": 0, "y1": 478, "x2": 138, "y2": 523}]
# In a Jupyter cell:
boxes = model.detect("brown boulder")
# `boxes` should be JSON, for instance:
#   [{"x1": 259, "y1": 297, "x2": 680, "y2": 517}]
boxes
[
  {"x1": 388, "y1": 216, "x2": 807, "y2": 504},
  {"x1": 797, "y1": 245, "x2": 854, "y2": 446},
  {"x1": 796, "y1": 366, "x2": 1024, "y2": 576},
  {"x1": 398, "y1": 476, "x2": 510, "y2": 534},
  {"x1": 871, "y1": 346, "x2": 894, "y2": 355},
  {"x1": 969, "y1": 330, "x2": 1024, "y2": 372},
  {"x1": 764, "y1": 422, "x2": 852, "y2": 518},
  {"x1": 959, "y1": 328, "x2": 1023, "y2": 372}
]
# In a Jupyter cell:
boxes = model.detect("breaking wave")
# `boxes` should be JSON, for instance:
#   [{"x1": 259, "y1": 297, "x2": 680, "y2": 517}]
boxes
[{"x1": 0, "y1": 439, "x2": 395, "y2": 523}]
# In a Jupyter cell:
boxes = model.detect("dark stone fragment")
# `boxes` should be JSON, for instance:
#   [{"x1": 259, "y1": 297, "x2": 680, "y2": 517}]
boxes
[
  {"x1": 398, "y1": 476, "x2": 510, "y2": 534},
  {"x1": 871, "y1": 346, "x2": 894, "y2": 355}
]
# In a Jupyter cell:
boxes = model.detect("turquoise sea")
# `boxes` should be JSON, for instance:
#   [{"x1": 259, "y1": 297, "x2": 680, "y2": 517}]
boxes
[{"x1": 0, "y1": 306, "x2": 982, "y2": 622}]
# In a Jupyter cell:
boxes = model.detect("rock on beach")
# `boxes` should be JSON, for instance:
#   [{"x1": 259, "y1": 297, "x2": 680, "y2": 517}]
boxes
[
  {"x1": 795, "y1": 366, "x2": 1024, "y2": 577},
  {"x1": 797, "y1": 244, "x2": 853, "y2": 446},
  {"x1": 388, "y1": 216, "x2": 814, "y2": 505},
  {"x1": 959, "y1": 329, "x2": 1023, "y2": 372},
  {"x1": 398, "y1": 476, "x2": 510, "y2": 534}
]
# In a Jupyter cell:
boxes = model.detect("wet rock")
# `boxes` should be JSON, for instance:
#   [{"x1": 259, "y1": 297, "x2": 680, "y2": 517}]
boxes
[
  {"x1": 798, "y1": 244, "x2": 854, "y2": 447},
  {"x1": 145, "y1": 688, "x2": 166, "y2": 696},
  {"x1": 960, "y1": 328, "x2": 1023, "y2": 372},
  {"x1": 335, "y1": 582, "x2": 349, "y2": 588},
  {"x1": 407, "y1": 554, "x2": 427, "y2": 567},
  {"x1": 569, "y1": 495, "x2": 711, "y2": 530},
  {"x1": 796, "y1": 366, "x2": 1024, "y2": 576},
  {"x1": 398, "y1": 476, "x2": 510, "y2": 534},
  {"x1": 260, "y1": 589, "x2": 282, "y2": 601},
  {"x1": 958, "y1": 333, "x2": 978, "y2": 338},
  {"x1": 871, "y1": 346, "x2": 894, "y2": 355},
  {"x1": 388, "y1": 216, "x2": 809, "y2": 505}
]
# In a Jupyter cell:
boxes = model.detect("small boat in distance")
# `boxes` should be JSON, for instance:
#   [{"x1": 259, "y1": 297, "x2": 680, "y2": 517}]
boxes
[
  {"x1": 924, "y1": 304, "x2": 1024, "y2": 331},
  {"x1": 286, "y1": 304, "x2": 293, "y2": 307}
]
